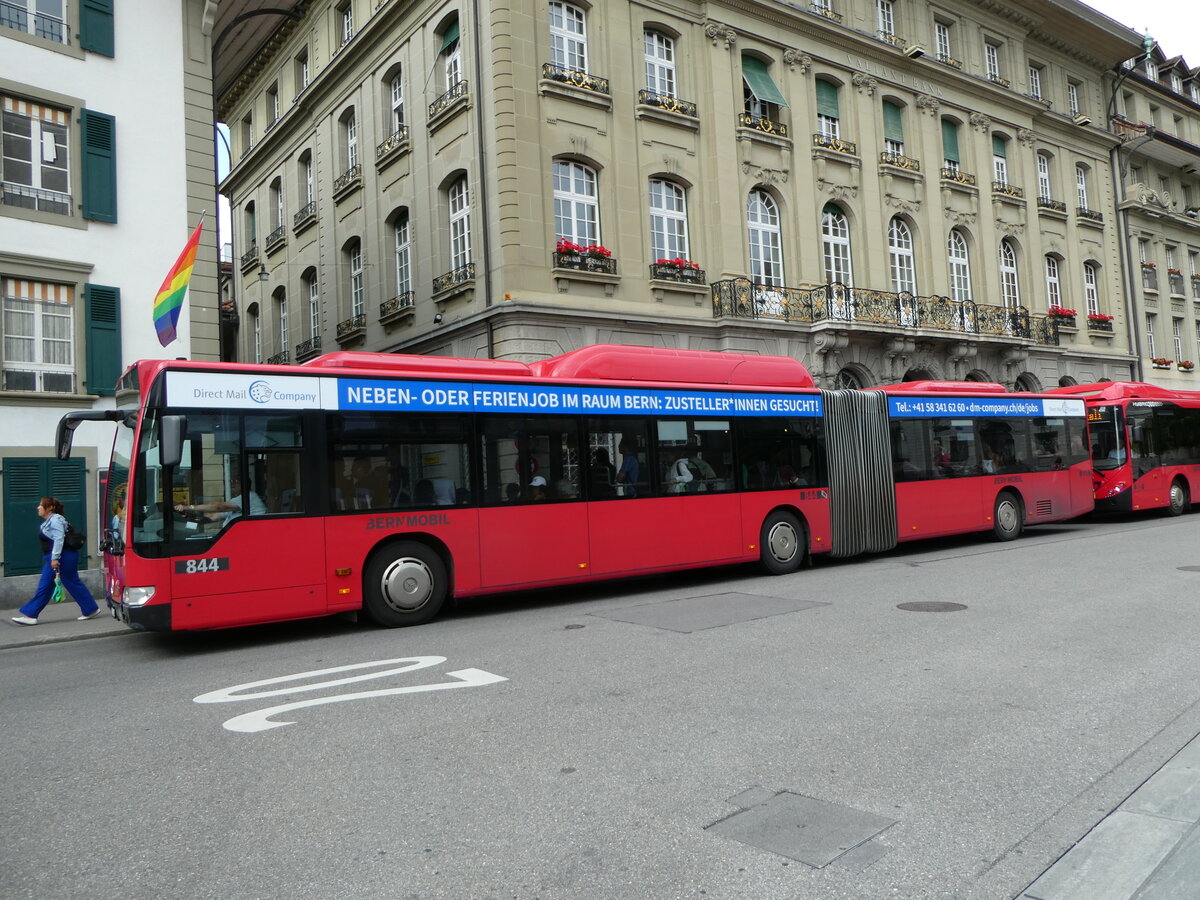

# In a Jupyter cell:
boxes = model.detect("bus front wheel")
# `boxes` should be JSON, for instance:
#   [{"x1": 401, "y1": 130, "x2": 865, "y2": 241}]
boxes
[
  {"x1": 363, "y1": 541, "x2": 448, "y2": 627},
  {"x1": 760, "y1": 511, "x2": 805, "y2": 575},
  {"x1": 992, "y1": 492, "x2": 1024, "y2": 542},
  {"x1": 1167, "y1": 479, "x2": 1190, "y2": 517}
]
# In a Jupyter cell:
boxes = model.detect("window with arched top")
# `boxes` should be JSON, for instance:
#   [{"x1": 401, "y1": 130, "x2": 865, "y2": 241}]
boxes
[
  {"x1": 298, "y1": 151, "x2": 313, "y2": 208},
  {"x1": 815, "y1": 78, "x2": 840, "y2": 138},
  {"x1": 999, "y1": 239, "x2": 1020, "y2": 309},
  {"x1": 833, "y1": 368, "x2": 864, "y2": 389},
  {"x1": 644, "y1": 31, "x2": 676, "y2": 98},
  {"x1": 393, "y1": 211, "x2": 412, "y2": 298},
  {"x1": 244, "y1": 201, "x2": 256, "y2": 244},
  {"x1": 1058, "y1": 375, "x2": 1078, "y2": 387},
  {"x1": 249, "y1": 303, "x2": 262, "y2": 363},
  {"x1": 648, "y1": 179, "x2": 688, "y2": 261},
  {"x1": 269, "y1": 177, "x2": 283, "y2": 231},
  {"x1": 345, "y1": 239, "x2": 364, "y2": 317},
  {"x1": 340, "y1": 108, "x2": 357, "y2": 171},
  {"x1": 302, "y1": 268, "x2": 319, "y2": 339},
  {"x1": 553, "y1": 160, "x2": 599, "y2": 247},
  {"x1": 882, "y1": 99, "x2": 904, "y2": 156},
  {"x1": 438, "y1": 16, "x2": 462, "y2": 90},
  {"x1": 448, "y1": 176, "x2": 471, "y2": 270},
  {"x1": 549, "y1": 2, "x2": 587, "y2": 72},
  {"x1": 1014, "y1": 373, "x2": 1040, "y2": 392},
  {"x1": 747, "y1": 190, "x2": 783, "y2": 286},
  {"x1": 388, "y1": 69, "x2": 405, "y2": 133},
  {"x1": 992, "y1": 134, "x2": 1009, "y2": 185},
  {"x1": 888, "y1": 217, "x2": 916, "y2": 295},
  {"x1": 822, "y1": 203, "x2": 852, "y2": 285},
  {"x1": 273, "y1": 286, "x2": 288, "y2": 355},
  {"x1": 948, "y1": 229, "x2": 971, "y2": 302},
  {"x1": 941, "y1": 117, "x2": 961, "y2": 173}
]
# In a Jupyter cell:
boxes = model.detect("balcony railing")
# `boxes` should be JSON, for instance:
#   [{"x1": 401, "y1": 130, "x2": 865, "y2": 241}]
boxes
[
  {"x1": 650, "y1": 263, "x2": 706, "y2": 283},
  {"x1": 637, "y1": 89, "x2": 698, "y2": 118},
  {"x1": 333, "y1": 164, "x2": 362, "y2": 198},
  {"x1": 540, "y1": 63, "x2": 610, "y2": 95},
  {"x1": 376, "y1": 126, "x2": 410, "y2": 161},
  {"x1": 992, "y1": 181, "x2": 1024, "y2": 199},
  {"x1": 266, "y1": 350, "x2": 290, "y2": 365},
  {"x1": 433, "y1": 262, "x2": 476, "y2": 294},
  {"x1": 0, "y1": 1, "x2": 68, "y2": 43},
  {"x1": 239, "y1": 243, "x2": 259, "y2": 272},
  {"x1": 429, "y1": 80, "x2": 470, "y2": 118},
  {"x1": 812, "y1": 133, "x2": 857, "y2": 155},
  {"x1": 265, "y1": 225, "x2": 286, "y2": 252},
  {"x1": 553, "y1": 251, "x2": 617, "y2": 275},
  {"x1": 879, "y1": 151, "x2": 920, "y2": 171},
  {"x1": 877, "y1": 31, "x2": 905, "y2": 48},
  {"x1": 1169, "y1": 272, "x2": 1186, "y2": 295},
  {"x1": 2, "y1": 182, "x2": 72, "y2": 215},
  {"x1": 336, "y1": 313, "x2": 366, "y2": 342},
  {"x1": 808, "y1": 3, "x2": 843, "y2": 22},
  {"x1": 1087, "y1": 318, "x2": 1114, "y2": 333},
  {"x1": 1077, "y1": 207, "x2": 1104, "y2": 223},
  {"x1": 988, "y1": 74, "x2": 1011, "y2": 88},
  {"x1": 293, "y1": 201, "x2": 316, "y2": 232},
  {"x1": 738, "y1": 113, "x2": 788, "y2": 137},
  {"x1": 1141, "y1": 268, "x2": 1159, "y2": 292},
  {"x1": 940, "y1": 167, "x2": 977, "y2": 186},
  {"x1": 936, "y1": 54, "x2": 963, "y2": 69},
  {"x1": 711, "y1": 278, "x2": 1057, "y2": 345},
  {"x1": 380, "y1": 292, "x2": 415, "y2": 320},
  {"x1": 295, "y1": 335, "x2": 322, "y2": 360},
  {"x1": 1037, "y1": 196, "x2": 1067, "y2": 213}
]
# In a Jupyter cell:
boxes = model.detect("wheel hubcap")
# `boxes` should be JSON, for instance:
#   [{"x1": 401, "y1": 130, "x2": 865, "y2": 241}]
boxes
[
  {"x1": 380, "y1": 557, "x2": 434, "y2": 612},
  {"x1": 1172, "y1": 484, "x2": 1184, "y2": 510},
  {"x1": 767, "y1": 521, "x2": 799, "y2": 563},
  {"x1": 997, "y1": 500, "x2": 1018, "y2": 533}
]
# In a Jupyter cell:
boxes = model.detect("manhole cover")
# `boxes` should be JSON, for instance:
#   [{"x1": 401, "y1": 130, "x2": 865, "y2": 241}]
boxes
[{"x1": 897, "y1": 601, "x2": 967, "y2": 612}]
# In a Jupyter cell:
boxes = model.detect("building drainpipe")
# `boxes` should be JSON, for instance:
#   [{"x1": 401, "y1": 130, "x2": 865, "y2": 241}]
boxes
[
  {"x1": 472, "y1": 0, "x2": 495, "y2": 335},
  {"x1": 1112, "y1": 145, "x2": 1145, "y2": 383}
]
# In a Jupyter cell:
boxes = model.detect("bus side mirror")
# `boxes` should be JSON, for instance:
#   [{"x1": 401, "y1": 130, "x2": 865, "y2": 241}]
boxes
[{"x1": 160, "y1": 415, "x2": 186, "y2": 468}]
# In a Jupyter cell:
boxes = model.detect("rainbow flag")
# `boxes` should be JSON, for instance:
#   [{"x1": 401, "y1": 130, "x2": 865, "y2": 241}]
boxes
[{"x1": 153, "y1": 218, "x2": 204, "y2": 347}]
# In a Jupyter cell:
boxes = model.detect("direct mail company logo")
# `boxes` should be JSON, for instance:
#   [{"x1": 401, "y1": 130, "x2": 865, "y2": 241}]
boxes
[{"x1": 248, "y1": 380, "x2": 274, "y2": 403}]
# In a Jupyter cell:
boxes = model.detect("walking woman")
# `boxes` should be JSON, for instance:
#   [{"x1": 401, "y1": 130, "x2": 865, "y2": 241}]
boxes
[{"x1": 11, "y1": 497, "x2": 100, "y2": 625}]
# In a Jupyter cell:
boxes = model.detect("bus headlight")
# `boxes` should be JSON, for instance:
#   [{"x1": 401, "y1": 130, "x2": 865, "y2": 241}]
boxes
[{"x1": 123, "y1": 586, "x2": 157, "y2": 607}]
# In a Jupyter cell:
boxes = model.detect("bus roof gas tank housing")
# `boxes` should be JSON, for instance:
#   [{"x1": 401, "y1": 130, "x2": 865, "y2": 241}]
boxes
[
  {"x1": 884, "y1": 380, "x2": 1008, "y2": 394},
  {"x1": 531, "y1": 344, "x2": 815, "y2": 388},
  {"x1": 302, "y1": 351, "x2": 533, "y2": 379}
]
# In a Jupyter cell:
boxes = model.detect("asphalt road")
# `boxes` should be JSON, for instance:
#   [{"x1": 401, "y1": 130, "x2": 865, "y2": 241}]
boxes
[{"x1": 4, "y1": 513, "x2": 1200, "y2": 900}]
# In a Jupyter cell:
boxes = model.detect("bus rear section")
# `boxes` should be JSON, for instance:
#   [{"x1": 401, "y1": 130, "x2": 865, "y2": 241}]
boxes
[{"x1": 1053, "y1": 382, "x2": 1200, "y2": 516}]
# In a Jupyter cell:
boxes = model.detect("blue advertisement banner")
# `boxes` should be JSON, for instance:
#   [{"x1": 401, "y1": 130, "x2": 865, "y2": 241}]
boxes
[
  {"x1": 888, "y1": 396, "x2": 1085, "y2": 418},
  {"x1": 338, "y1": 379, "x2": 823, "y2": 417}
]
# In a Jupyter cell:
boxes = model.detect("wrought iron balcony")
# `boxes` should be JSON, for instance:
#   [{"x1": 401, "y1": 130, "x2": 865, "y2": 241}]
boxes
[
  {"x1": 540, "y1": 63, "x2": 610, "y2": 95},
  {"x1": 637, "y1": 90, "x2": 698, "y2": 118},
  {"x1": 292, "y1": 201, "x2": 316, "y2": 233},
  {"x1": 1077, "y1": 207, "x2": 1104, "y2": 223},
  {"x1": 940, "y1": 167, "x2": 976, "y2": 186},
  {"x1": 266, "y1": 350, "x2": 290, "y2": 365},
  {"x1": 988, "y1": 74, "x2": 1011, "y2": 88},
  {"x1": 879, "y1": 151, "x2": 920, "y2": 171},
  {"x1": 265, "y1": 225, "x2": 286, "y2": 253},
  {"x1": 0, "y1": 2, "x2": 68, "y2": 42},
  {"x1": 1, "y1": 182, "x2": 72, "y2": 215},
  {"x1": 812, "y1": 133, "x2": 857, "y2": 155},
  {"x1": 433, "y1": 263, "x2": 475, "y2": 294},
  {"x1": 295, "y1": 335, "x2": 322, "y2": 360},
  {"x1": 1036, "y1": 196, "x2": 1066, "y2": 213},
  {"x1": 380, "y1": 292, "x2": 414, "y2": 320},
  {"x1": 936, "y1": 54, "x2": 963, "y2": 69},
  {"x1": 239, "y1": 243, "x2": 259, "y2": 272},
  {"x1": 376, "y1": 126, "x2": 410, "y2": 162},
  {"x1": 336, "y1": 313, "x2": 367, "y2": 342},
  {"x1": 650, "y1": 262, "x2": 705, "y2": 283},
  {"x1": 877, "y1": 31, "x2": 905, "y2": 48},
  {"x1": 808, "y1": 3, "x2": 843, "y2": 22},
  {"x1": 710, "y1": 278, "x2": 1056, "y2": 345},
  {"x1": 992, "y1": 181, "x2": 1024, "y2": 199},
  {"x1": 738, "y1": 113, "x2": 788, "y2": 137},
  {"x1": 333, "y1": 164, "x2": 362, "y2": 199},
  {"x1": 553, "y1": 251, "x2": 617, "y2": 275},
  {"x1": 429, "y1": 80, "x2": 469, "y2": 120}
]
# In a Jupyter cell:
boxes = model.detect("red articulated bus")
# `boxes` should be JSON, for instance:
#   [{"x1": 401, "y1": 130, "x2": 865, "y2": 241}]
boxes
[
  {"x1": 1048, "y1": 381, "x2": 1200, "y2": 515},
  {"x1": 56, "y1": 345, "x2": 1093, "y2": 632}
]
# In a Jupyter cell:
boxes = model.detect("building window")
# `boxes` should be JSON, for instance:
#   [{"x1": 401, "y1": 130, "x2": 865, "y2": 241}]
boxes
[
  {"x1": 882, "y1": 100, "x2": 904, "y2": 155},
  {"x1": 1173, "y1": 317, "x2": 1183, "y2": 361},
  {"x1": 1037, "y1": 153, "x2": 1052, "y2": 199},
  {"x1": 1, "y1": 278, "x2": 75, "y2": 392},
  {"x1": 276, "y1": 288, "x2": 288, "y2": 355},
  {"x1": 300, "y1": 153, "x2": 313, "y2": 206},
  {"x1": 440, "y1": 19, "x2": 462, "y2": 90},
  {"x1": 743, "y1": 56, "x2": 787, "y2": 124},
  {"x1": 393, "y1": 212, "x2": 411, "y2": 297},
  {"x1": 888, "y1": 217, "x2": 916, "y2": 295},
  {"x1": 1083, "y1": 262, "x2": 1099, "y2": 316},
  {"x1": 948, "y1": 229, "x2": 971, "y2": 302},
  {"x1": 337, "y1": 2, "x2": 353, "y2": 47},
  {"x1": 2, "y1": 0, "x2": 69, "y2": 43},
  {"x1": 1028, "y1": 65, "x2": 1042, "y2": 99},
  {"x1": 243, "y1": 201, "x2": 256, "y2": 245},
  {"x1": 1067, "y1": 81, "x2": 1080, "y2": 116},
  {"x1": 1145, "y1": 312, "x2": 1156, "y2": 358},
  {"x1": 304, "y1": 269, "x2": 319, "y2": 338},
  {"x1": 269, "y1": 177, "x2": 283, "y2": 231},
  {"x1": 999, "y1": 239, "x2": 1020, "y2": 310},
  {"x1": 934, "y1": 21, "x2": 952, "y2": 59},
  {"x1": 876, "y1": 0, "x2": 894, "y2": 37},
  {"x1": 648, "y1": 179, "x2": 688, "y2": 262},
  {"x1": 644, "y1": 31, "x2": 676, "y2": 98},
  {"x1": 747, "y1": 190, "x2": 783, "y2": 287},
  {"x1": 250, "y1": 304, "x2": 262, "y2": 363},
  {"x1": 1045, "y1": 256, "x2": 1061, "y2": 308},
  {"x1": 822, "y1": 203, "x2": 852, "y2": 286},
  {"x1": 1, "y1": 96, "x2": 70, "y2": 216},
  {"x1": 347, "y1": 241, "x2": 364, "y2": 317},
  {"x1": 343, "y1": 109, "x2": 357, "y2": 170},
  {"x1": 941, "y1": 118, "x2": 960, "y2": 172},
  {"x1": 985, "y1": 41, "x2": 1002, "y2": 81},
  {"x1": 266, "y1": 85, "x2": 280, "y2": 126},
  {"x1": 992, "y1": 134, "x2": 1009, "y2": 184},
  {"x1": 1145, "y1": 59, "x2": 1158, "y2": 81},
  {"x1": 553, "y1": 160, "x2": 598, "y2": 247},
  {"x1": 815, "y1": 79, "x2": 839, "y2": 138},
  {"x1": 1076, "y1": 164, "x2": 1089, "y2": 209},
  {"x1": 549, "y1": 2, "x2": 587, "y2": 72},
  {"x1": 389, "y1": 71, "x2": 404, "y2": 132},
  {"x1": 1170, "y1": 73, "x2": 1182, "y2": 93},
  {"x1": 448, "y1": 176, "x2": 471, "y2": 270},
  {"x1": 296, "y1": 49, "x2": 310, "y2": 91}
]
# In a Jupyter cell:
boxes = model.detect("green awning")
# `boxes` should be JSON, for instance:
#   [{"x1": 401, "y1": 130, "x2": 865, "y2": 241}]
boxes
[
  {"x1": 941, "y1": 119, "x2": 960, "y2": 162},
  {"x1": 815, "y1": 79, "x2": 839, "y2": 117},
  {"x1": 439, "y1": 21, "x2": 459, "y2": 54},
  {"x1": 992, "y1": 134, "x2": 1007, "y2": 157},
  {"x1": 883, "y1": 101, "x2": 904, "y2": 142},
  {"x1": 742, "y1": 56, "x2": 788, "y2": 108}
]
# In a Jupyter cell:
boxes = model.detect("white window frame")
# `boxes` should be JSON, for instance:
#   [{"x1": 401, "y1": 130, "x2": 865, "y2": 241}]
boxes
[
  {"x1": 339, "y1": 2, "x2": 353, "y2": 46},
  {"x1": 277, "y1": 291, "x2": 289, "y2": 355},
  {"x1": 876, "y1": 0, "x2": 894, "y2": 36},
  {"x1": 948, "y1": 229, "x2": 972, "y2": 302},
  {"x1": 251, "y1": 306, "x2": 262, "y2": 363},
  {"x1": 349, "y1": 242, "x2": 364, "y2": 317},
  {"x1": 553, "y1": 160, "x2": 599, "y2": 246},
  {"x1": 1, "y1": 280, "x2": 74, "y2": 393},
  {"x1": 1028, "y1": 65, "x2": 1042, "y2": 99},
  {"x1": 394, "y1": 213, "x2": 412, "y2": 297},
  {"x1": 935, "y1": 21, "x2": 951, "y2": 59},
  {"x1": 1067, "y1": 81, "x2": 1080, "y2": 116},
  {"x1": 296, "y1": 50, "x2": 310, "y2": 90},
  {"x1": 1037, "y1": 153, "x2": 1052, "y2": 199},
  {"x1": 993, "y1": 151, "x2": 1008, "y2": 185},
  {"x1": 644, "y1": 31, "x2": 676, "y2": 98},
  {"x1": 822, "y1": 205, "x2": 853, "y2": 286},
  {"x1": 888, "y1": 217, "x2": 916, "y2": 295},
  {"x1": 999, "y1": 240, "x2": 1020, "y2": 310},
  {"x1": 1145, "y1": 60, "x2": 1158, "y2": 81},
  {"x1": 1, "y1": 100, "x2": 71, "y2": 211},
  {"x1": 267, "y1": 85, "x2": 280, "y2": 124},
  {"x1": 747, "y1": 191, "x2": 783, "y2": 287},
  {"x1": 443, "y1": 33, "x2": 462, "y2": 89},
  {"x1": 818, "y1": 113, "x2": 840, "y2": 140},
  {"x1": 1146, "y1": 312, "x2": 1157, "y2": 357},
  {"x1": 1076, "y1": 165, "x2": 1089, "y2": 209},
  {"x1": 649, "y1": 179, "x2": 688, "y2": 262},
  {"x1": 1173, "y1": 317, "x2": 1183, "y2": 361},
  {"x1": 390, "y1": 72, "x2": 405, "y2": 133},
  {"x1": 1045, "y1": 256, "x2": 1061, "y2": 308},
  {"x1": 1, "y1": 0, "x2": 68, "y2": 44},
  {"x1": 302, "y1": 155, "x2": 313, "y2": 206},
  {"x1": 985, "y1": 42, "x2": 1001, "y2": 80},
  {"x1": 448, "y1": 177, "x2": 471, "y2": 270},
  {"x1": 344, "y1": 111, "x2": 358, "y2": 170},
  {"x1": 270, "y1": 178, "x2": 283, "y2": 230},
  {"x1": 1083, "y1": 262, "x2": 1099, "y2": 316},
  {"x1": 549, "y1": 2, "x2": 587, "y2": 72},
  {"x1": 306, "y1": 272, "x2": 320, "y2": 339}
]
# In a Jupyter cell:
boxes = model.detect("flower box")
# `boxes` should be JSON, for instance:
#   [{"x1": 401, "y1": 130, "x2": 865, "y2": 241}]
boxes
[
  {"x1": 1179, "y1": 361, "x2": 1195, "y2": 371},
  {"x1": 1151, "y1": 357, "x2": 1173, "y2": 369},
  {"x1": 1087, "y1": 316, "x2": 1113, "y2": 333},
  {"x1": 650, "y1": 259, "x2": 706, "y2": 283}
]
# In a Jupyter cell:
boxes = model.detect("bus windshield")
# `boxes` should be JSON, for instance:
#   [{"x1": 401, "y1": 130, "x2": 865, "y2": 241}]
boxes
[{"x1": 1089, "y1": 404, "x2": 1126, "y2": 470}]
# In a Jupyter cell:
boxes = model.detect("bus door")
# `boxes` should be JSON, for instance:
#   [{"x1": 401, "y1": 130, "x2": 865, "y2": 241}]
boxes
[
  {"x1": 476, "y1": 417, "x2": 590, "y2": 587},
  {"x1": 168, "y1": 411, "x2": 325, "y2": 629}
]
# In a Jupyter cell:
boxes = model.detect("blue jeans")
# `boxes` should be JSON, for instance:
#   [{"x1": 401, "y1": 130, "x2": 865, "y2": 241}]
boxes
[{"x1": 19, "y1": 550, "x2": 99, "y2": 619}]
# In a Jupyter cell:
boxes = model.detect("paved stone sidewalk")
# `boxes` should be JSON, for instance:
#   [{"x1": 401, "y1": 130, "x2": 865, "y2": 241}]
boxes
[{"x1": 1, "y1": 599, "x2": 128, "y2": 650}]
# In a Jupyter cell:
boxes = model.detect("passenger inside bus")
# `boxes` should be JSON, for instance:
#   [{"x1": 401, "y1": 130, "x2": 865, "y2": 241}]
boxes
[
  {"x1": 590, "y1": 448, "x2": 616, "y2": 498},
  {"x1": 529, "y1": 475, "x2": 548, "y2": 501}
]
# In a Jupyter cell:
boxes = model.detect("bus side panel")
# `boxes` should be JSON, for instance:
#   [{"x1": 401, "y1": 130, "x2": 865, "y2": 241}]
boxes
[
  {"x1": 477, "y1": 505, "x2": 590, "y2": 588},
  {"x1": 1132, "y1": 467, "x2": 1169, "y2": 510},
  {"x1": 588, "y1": 494, "x2": 743, "y2": 576},
  {"x1": 737, "y1": 491, "x2": 832, "y2": 558},
  {"x1": 894, "y1": 479, "x2": 987, "y2": 540}
]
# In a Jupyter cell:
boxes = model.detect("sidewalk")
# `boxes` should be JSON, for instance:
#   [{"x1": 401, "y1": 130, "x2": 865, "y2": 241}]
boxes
[{"x1": 1, "y1": 600, "x2": 129, "y2": 650}]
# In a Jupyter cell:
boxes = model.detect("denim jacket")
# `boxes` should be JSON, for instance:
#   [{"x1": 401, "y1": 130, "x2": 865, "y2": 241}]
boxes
[{"x1": 41, "y1": 512, "x2": 67, "y2": 560}]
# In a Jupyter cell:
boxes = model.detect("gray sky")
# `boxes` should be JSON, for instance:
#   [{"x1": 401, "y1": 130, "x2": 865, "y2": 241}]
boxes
[{"x1": 1081, "y1": 0, "x2": 1199, "y2": 63}]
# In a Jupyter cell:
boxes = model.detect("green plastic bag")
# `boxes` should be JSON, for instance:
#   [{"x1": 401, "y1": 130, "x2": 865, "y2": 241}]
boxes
[{"x1": 50, "y1": 576, "x2": 65, "y2": 604}]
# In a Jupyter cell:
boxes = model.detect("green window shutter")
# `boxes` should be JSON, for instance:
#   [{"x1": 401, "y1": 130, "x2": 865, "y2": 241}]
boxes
[
  {"x1": 941, "y1": 119, "x2": 960, "y2": 162},
  {"x1": 883, "y1": 101, "x2": 904, "y2": 141},
  {"x1": 743, "y1": 56, "x2": 789, "y2": 108},
  {"x1": 81, "y1": 109, "x2": 117, "y2": 223},
  {"x1": 79, "y1": 0, "x2": 115, "y2": 57},
  {"x1": 439, "y1": 20, "x2": 459, "y2": 53},
  {"x1": 815, "y1": 79, "x2": 839, "y2": 117},
  {"x1": 992, "y1": 134, "x2": 1007, "y2": 157},
  {"x1": 1, "y1": 458, "x2": 86, "y2": 575},
  {"x1": 84, "y1": 284, "x2": 121, "y2": 396}
]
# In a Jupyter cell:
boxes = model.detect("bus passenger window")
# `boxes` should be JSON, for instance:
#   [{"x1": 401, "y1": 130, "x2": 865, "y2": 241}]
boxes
[{"x1": 587, "y1": 419, "x2": 649, "y2": 499}]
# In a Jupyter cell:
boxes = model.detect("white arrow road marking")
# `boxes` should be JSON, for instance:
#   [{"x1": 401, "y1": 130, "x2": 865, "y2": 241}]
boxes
[
  {"x1": 193, "y1": 656, "x2": 447, "y2": 704},
  {"x1": 215, "y1": 668, "x2": 508, "y2": 733}
]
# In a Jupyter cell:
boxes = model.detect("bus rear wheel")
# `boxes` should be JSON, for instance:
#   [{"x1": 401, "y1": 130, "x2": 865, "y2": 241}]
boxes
[
  {"x1": 1167, "y1": 479, "x2": 1189, "y2": 517},
  {"x1": 760, "y1": 511, "x2": 805, "y2": 575},
  {"x1": 363, "y1": 541, "x2": 448, "y2": 627},
  {"x1": 992, "y1": 492, "x2": 1024, "y2": 542}
]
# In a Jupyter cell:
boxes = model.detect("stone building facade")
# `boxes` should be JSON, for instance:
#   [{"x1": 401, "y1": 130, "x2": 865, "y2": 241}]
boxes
[{"x1": 216, "y1": 0, "x2": 1160, "y2": 390}]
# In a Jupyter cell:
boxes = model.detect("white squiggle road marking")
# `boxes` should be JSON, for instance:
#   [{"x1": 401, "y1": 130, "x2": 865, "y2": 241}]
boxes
[{"x1": 193, "y1": 656, "x2": 446, "y2": 704}]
